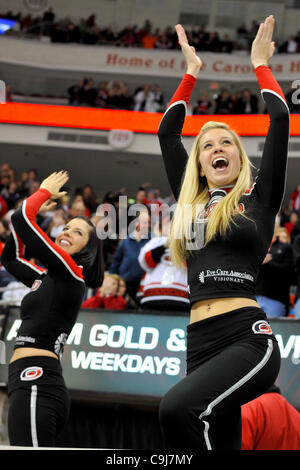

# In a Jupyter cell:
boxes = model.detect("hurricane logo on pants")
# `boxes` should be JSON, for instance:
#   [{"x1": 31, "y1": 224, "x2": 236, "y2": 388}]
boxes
[
  {"x1": 20, "y1": 367, "x2": 43, "y2": 381},
  {"x1": 252, "y1": 320, "x2": 272, "y2": 335}
]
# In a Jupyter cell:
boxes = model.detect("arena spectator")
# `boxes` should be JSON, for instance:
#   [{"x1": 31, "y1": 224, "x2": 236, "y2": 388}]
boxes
[
  {"x1": 151, "y1": 84, "x2": 164, "y2": 113},
  {"x1": 45, "y1": 208, "x2": 68, "y2": 241},
  {"x1": 193, "y1": 91, "x2": 214, "y2": 115},
  {"x1": 293, "y1": 234, "x2": 300, "y2": 318},
  {"x1": 290, "y1": 213, "x2": 300, "y2": 244},
  {"x1": 220, "y1": 34, "x2": 234, "y2": 53},
  {"x1": 289, "y1": 184, "x2": 300, "y2": 212},
  {"x1": 142, "y1": 27, "x2": 158, "y2": 49},
  {"x1": 138, "y1": 233, "x2": 189, "y2": 312},
  {"x1": 68, "y1": 79, "x2": 85, "y2": 105},
  {"x1": 69, "y1": 198, "x2": 88, "y2": 218},
  {"x1": 117, "y1": 276, "x2": 138, "y2": 310},
  {"x1": 241, "y1": 384, "x2": 300, "y2": 450},
  {"x1": 155, "y1": 33, "x2": 172, "y2": 50},
  {"x1": 1, "y1": 280, "x2": 30, "y2": 306},
  {"x1": 95, "y1": 81, "x2": 109, "y2": 108},
  {"x1": 214, "y1": 89, "x2": 233, "y2": 114},
  {"x1": 134, "y1": 84, "x2": 156, "y2": 112},
  {"x1": 256, "y1": 227, "x2": 295, "y2": 317},
  {"x1": 79, "y1": 78, "x2": 98, "y2": 107},
  {"x1": 41, "y1": 7, "x2": 55, "y2": 36},
  {"x1": 109, "y1": 210, "x2": 151, "y2": 299},
  {"x1": 233, "y1": 88, "x2": 258, "y2": 114},
  {"x1": 206, "y1": 32, "x2": 221, "y2": 52},
  {"x1": 82, "y1": 273, "x2": 128, "y2": 310},
  {"x1": 106, "y1": 80, "x2": 133, "y2": 110},
  {"x1": 286, "y1": 35, "x2": 298, "y2": 53},
  {"x1": 81, "y1": 184, "x2": 97, "y2": 214},
  {"x1": 284, "y1": 211, "x2": 299, "y2": 237},
  {"x1": 0, "y1": 194, "x2": 8, "y2": 219}
]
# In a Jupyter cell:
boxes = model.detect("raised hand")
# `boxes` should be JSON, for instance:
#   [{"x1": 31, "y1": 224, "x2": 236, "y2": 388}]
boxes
[
  {"x1": 175, "y1": 24, "x2": 203, "y2": 77},
  {"x1": 251, "y1": 15, "x2": 275, "y2": 69},
  {"x1": 38, "y1": 199, "x2": 58, "y2": 213},
  {"x1": 40, "y1": 171, "x2": 69, "y2": 200}
]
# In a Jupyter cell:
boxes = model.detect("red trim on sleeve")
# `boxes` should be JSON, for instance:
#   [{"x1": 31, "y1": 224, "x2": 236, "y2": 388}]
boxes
[
  {"x1": 23, "y1": 189, "x2": 84, "y2": 281},
  {"x1": 144, "y1": 250, "x2": 158, "y2": 268},
  {"x1": 255, "y1": 65, "x2": 286, "y2": 102},
  {"x1": 14, "y1": 230, "x2": 46, "y2": 274},
  {"x1": 168, "y1": 73, "x2": 197, "y2": 108},
  {"x1": 0, "y1": 195, "x2": 8, "y2": 218}
]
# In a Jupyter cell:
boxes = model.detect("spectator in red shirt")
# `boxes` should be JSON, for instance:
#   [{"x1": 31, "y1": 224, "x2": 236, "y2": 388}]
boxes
[
  {"x1": 82, "y1": 273, "x2": 128, "y2": 310},
  {"x1": 0, "y1": 194, "x2": 8, "y2": 218},
  {"x1": 289, "y1": 184, "x2": 300, "y2": 212},
  {"x1": 242, "y1": 385, "x2": 300, "y2": 450},
  {"x1": 284, "y1": 211, "x2": 298, "y2": 235}
]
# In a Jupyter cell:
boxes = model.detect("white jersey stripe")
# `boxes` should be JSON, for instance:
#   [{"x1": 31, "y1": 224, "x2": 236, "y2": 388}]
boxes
[
  {"x1": 30, "y1": 385, "x2": 38, "y2": 447},
  {"x1": 199, "y1": 338, "x2": 273, "y2": 450},
  {"x1": 11, "y1": 226, "x2": 46, "y2": 276},
  {"x1": 261, "y1": 88, "x2": 290, "y2": 113},
  {"x1": 22, "y1": 200, "x2": 84, "y2": 283}
]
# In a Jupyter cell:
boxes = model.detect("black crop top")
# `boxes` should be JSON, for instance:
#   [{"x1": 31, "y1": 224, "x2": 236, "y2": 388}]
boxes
[
  {"x1": 158, "y1": 66, "x2": 290, "y2": 306},
  {"x1": 1, "y1": 188, "x2": 86, "y2": 358}
]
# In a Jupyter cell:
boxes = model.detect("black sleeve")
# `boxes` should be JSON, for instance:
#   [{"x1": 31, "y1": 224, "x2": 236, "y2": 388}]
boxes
[
  {"x1": 158, "y1": 74, "x2": 197, "y2": 200},
  {"x1": 11, "y1": 189, "x2": 85, "y2": 283},
  {"x1": 158, "y1": 104, "x2": 189, "y2": 200},
  {"x1": 1, "y1": 231, "x2": 46, "y2": 287},
  {"x1": 252, "y1": 67, "x2": 290, "y2": 212}
]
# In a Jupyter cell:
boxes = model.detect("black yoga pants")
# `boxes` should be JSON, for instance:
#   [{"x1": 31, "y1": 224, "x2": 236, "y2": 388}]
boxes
[
  {"x1": 8, "y1": 355, "x2": 70, "y2": 447},
  {"x1": 159, "y1": 307, "x2": 281, "y2": 450}
]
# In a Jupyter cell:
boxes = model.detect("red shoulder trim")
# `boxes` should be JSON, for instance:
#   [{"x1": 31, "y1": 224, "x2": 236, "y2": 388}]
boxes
[
  {"x1": 23, "y1": 189, "x2": 84, "y2": 282},
  {"x1": 168, "y1": 73, "x2": 197, "y2": 108},
  {"x1": 255, "y1": 65, "x2": 286, "y2": 102}
]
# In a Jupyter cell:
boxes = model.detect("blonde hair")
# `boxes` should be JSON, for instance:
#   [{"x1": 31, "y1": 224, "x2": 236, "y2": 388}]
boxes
[{"x1": 170, "y1": 121, "x2": 254, "y2": 267}]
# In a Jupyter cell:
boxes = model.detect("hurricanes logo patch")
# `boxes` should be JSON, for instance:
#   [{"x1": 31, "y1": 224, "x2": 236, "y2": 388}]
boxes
[
  {"x1": 252, "y1": 320, "x2": 272, "y2": 335},
  {"x1": 20, "y1": 366, "x2": 43, "y2": 381},
  {"x1": 31, "y1": 280, "x2": 42, "y2": 291}
]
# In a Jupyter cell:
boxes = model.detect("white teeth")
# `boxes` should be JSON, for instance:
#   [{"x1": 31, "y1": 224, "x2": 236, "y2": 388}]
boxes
[
  {"x1": 212, "y1": 157, "x2": 228, "y2": 169},
  {"x1": 60, "y1": 240, "x2": 71, "y2": 247}
]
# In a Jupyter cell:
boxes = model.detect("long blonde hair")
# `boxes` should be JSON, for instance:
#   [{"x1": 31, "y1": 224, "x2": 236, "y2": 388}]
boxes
[{"x1": 170, "y1": 121, "x2": 254, "y2": 267}]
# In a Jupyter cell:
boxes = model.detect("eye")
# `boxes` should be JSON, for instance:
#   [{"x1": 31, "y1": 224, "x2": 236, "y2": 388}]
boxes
[
  {"x1": 204, "y1": 143, "x2": 212, "y2": 149},
  {"x1": 75, "y1": 230, "x2": 83, "y2": 236},
  {"x1": 223, "y1": 139, "x2": 231, "y2": 145}
]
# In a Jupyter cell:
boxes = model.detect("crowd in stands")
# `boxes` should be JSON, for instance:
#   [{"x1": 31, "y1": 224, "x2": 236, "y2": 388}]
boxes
[
  {"x1": 3, "y1": 8, "x2": 300, "y2": 55},
  {"x1": 6, "y1": 76, "x2": 300, "y2": 115},
  {"x1": 66, "y1": 78, "x2": 300, "y2": 114},
  {"x1": 0, "y1": 161, "x2": 300, "y2": 318},
  {"x1": 3, "y1": 9, "x2": 300, "y2": 114}
]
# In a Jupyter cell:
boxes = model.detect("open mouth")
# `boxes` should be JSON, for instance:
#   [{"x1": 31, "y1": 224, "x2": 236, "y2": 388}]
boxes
[
  {"x1": 59, "y1": 239, "x2": 71, "y2": 247},
  {"x1": 212, "y1": 157, "x2": 229, "y2": 170}
]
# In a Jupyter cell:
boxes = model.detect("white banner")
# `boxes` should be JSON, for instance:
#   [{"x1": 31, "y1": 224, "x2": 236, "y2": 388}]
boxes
[{"x1": 1, "y1": 37, "x2": 300, "y2": 81}]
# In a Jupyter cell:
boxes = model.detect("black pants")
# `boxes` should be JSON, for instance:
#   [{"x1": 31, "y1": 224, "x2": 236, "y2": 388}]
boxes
[
  {"x1": 8, "y1": 356, "x2": 70, "y2": 447},
  {"x1": 159, "y1": 307, "x2": 281, "y2": 450}
]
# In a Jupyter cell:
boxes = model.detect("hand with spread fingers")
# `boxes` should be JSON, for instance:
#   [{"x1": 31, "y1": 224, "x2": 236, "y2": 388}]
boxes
[
  {"x1": 175, "y1": 24, "x2": 203, "y2": 78},
  {"x1": 40, "y1": 171, "x2": 69, "y2": 200},
  {"x1": 251, "y1": 15, "x2": 276, "y2": 69},
  {"x1": 38, "y1": 199, "x2": 58, "y2": 214}
]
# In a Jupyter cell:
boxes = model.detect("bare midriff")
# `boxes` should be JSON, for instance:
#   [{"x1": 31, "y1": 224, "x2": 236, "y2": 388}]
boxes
[
  {"x1": 190, "y1": 297, "x2": 260, "y2": 323},
  {"x1": 9, "y1": 347, "x2": 58, "y2": 363}
]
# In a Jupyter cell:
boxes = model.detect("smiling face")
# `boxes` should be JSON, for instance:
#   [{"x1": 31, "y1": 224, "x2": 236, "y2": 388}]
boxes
[
  {"x1": 198, "y1": 128, "x2": 242, "y2": 189},
  {"x1": 55, "y1": 218, "x2": 91, "y2": 255}
]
